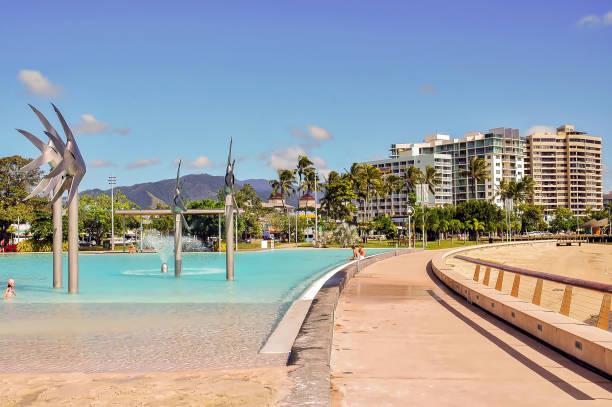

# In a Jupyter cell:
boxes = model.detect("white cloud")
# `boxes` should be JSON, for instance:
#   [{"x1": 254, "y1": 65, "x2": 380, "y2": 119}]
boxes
[
  {"x1": 525, "y1": 125, "x2": 556, "y2": 136},
  {"x1": 73, "y1": 114, "x2": 109, "y2": 134},
  {"x1": 88, "y1": 159, "x2": 114, "y2": 168},
  {"x1": 127, "y1": 157, "x2": 160, "y2": 169},
  {"x1": 17, "y1": 70, "x2": 62, "y2": 97},
  {"x1": 268, "y1": 146, "x2": 307, "y2": 170},
  {"x1": 186, "y1": 156, "x2": 214, "y2": 169},
  {"x1": 73, "y1": 114, "x2": 130, "y2": 135},
  {"x1": 576, "y1": 10, "x2": 612, "y2": 28},
  {"x1": 267, "y1": 145, "x2": 330, "y2": 175},
  {"x1": 308, "y1": 125, "x2": 333, "y2": 141}
]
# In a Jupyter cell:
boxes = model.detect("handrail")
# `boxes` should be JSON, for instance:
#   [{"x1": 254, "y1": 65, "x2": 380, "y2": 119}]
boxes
[{"x1": 454, "y1": 255, "x2": 612, "y2": 294}]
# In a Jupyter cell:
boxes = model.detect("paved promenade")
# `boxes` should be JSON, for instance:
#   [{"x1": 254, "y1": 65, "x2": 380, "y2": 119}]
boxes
[{"x1": 330, "y1": 250, "x2": 612, "y2": 406}]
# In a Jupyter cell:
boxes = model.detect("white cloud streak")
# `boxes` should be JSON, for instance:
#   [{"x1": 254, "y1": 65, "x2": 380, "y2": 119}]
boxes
[
  {"x1": 127, "y1": 157, "x2": 160, "y2": 169},
  {"x1": 576, "y1": 10, "x2": 612, "y2": 28},
  {"x1": 419, "y1": 84, "x2": 437, "y2": 95},
  {"x1": 186, "y1": 156, "x2": 214, "y2": 169},
  {"x1": 17, "y1": 70, "x2": 62, "y2": 97},
  {"x1": 73, "y1": 114, "x2": 109, "y2": 134},
  {"x1": 88, "y1": 159, "x2": 114, "y2": 168}
]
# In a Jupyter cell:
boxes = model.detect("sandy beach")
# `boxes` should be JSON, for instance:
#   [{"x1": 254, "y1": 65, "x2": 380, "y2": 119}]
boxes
[
  {"x1": 0, "y1": 366, "x2": 291, "y2": 407},
  {"x1": 447, "y1": 243, "x2": 612, "y2": 326}
]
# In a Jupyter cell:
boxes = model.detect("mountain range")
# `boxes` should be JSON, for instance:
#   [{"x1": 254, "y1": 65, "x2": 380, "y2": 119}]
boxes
[{"x1": 82, "y1": 174, "x2": 276, "y2": 208}]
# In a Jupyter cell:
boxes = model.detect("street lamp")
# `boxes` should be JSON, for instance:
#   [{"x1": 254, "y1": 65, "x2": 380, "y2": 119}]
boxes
[
  {"x1": 108, "y1": 175, "x2": 116, "y2": 251},
  {"x1": 314, "y1": 169, "x2": 318, "y2": 245}
]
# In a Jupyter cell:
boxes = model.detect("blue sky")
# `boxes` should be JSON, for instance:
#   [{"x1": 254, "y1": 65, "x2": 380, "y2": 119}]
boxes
[{"x1": 1, "y1": 0, "x2": 611, "y2": 191}]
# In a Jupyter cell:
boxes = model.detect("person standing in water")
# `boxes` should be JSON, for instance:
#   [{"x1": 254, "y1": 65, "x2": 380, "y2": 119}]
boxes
[{"x1": 3, "y1": 279, "x2": 17, "y2": 299}]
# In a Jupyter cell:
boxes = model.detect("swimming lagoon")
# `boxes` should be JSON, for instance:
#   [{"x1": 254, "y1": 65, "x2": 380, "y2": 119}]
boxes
[{"x1": 0, "y1": 249, "x2": 390, "y2": 372}]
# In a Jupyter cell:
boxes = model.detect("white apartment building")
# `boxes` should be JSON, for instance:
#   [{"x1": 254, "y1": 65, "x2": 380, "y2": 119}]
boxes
[{"x1": 359, "y1": 147, "x2": 453, "y2": 220}]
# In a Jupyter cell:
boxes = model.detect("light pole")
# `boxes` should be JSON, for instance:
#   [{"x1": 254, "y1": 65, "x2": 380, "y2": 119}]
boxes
[
  {"x1": 406, "y1": 206, "x2": 414, "y2": 249},
  {"x1": 314, "y1": 170, "x2": 318, "y2": 245},
  {"x1": 108, "y1": 175, "x2": 116, "y2": 251}
]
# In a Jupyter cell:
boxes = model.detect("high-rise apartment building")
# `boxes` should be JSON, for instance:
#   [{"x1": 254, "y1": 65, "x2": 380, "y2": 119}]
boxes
[
  {"x1": 391, "y1": 128, "x2": 525, "y2": 206},
  {"x1": 524, "y1": 125, "x2": 602, "y2": 217}
]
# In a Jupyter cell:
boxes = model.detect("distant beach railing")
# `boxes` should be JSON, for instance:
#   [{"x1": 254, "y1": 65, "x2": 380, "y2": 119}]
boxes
[{"x1": 454, "y1": 255, "x2": 612, "y2": 330}]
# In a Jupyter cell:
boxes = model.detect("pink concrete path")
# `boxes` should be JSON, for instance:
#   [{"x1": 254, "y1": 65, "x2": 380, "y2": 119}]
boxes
[{"x1": 330, "y1": 250, "x2": 611, "y2": 406}]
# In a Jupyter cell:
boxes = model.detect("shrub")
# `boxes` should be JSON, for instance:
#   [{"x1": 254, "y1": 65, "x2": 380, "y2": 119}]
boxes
[{"x1": 17, "y1": 239, "x2": 68, "y2": 252}]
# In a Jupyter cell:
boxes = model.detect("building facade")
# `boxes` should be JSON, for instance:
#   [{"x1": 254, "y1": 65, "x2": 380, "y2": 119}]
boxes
[
  {"x1": 524, "y1": 125, "x2": 603, "y2": 217},
  {"x1": 391, "y1": 128, "x2": 525, "y2": 206}
]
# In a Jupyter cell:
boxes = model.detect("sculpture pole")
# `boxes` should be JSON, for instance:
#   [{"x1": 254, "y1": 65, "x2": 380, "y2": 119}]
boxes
[
  {"x1": 225, "y1": 193, "x2": 234, "y2": 280},
  {"x1": 68, "y1": 189, "x2": 79, "y2": 294},
  {"x1": 224, "y1": 137, "x2": 237, "y2": 281},
  {"x1": 175, "y1": 213, "x2": 182, "y2": 277},
  {"x1": 52, "y1": 182, "x2": 63, "y2": 288}
]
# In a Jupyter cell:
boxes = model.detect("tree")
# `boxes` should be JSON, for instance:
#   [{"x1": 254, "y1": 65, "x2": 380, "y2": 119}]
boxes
[
  {"x1": 371, "y1": 214, "x2": 397, "y2": 240},
  {"x1": 0, "y1": 155, "x2": 45, "y2": 239},
  {"x1": 269, "y1": 169, "x2": 296, "y2": 210},
  {"x1": 549, "y1": 207, "x2": 575, "y2": 233},
  {"x1": 423, "y1": 165, "x2": 441, "y2": 196},
  {"x1": 360, "y1": 163, "x2": 383, "y2": 221},
  {"x1": 461, "y1": 157, "x2": 489, "y2": 200},
  {"x1": 321, "y1": 171, "x2": 357, "y2": 220},
  {"x1": 472, "y1": 218, "x2": 485, "y2": 242},
  {"x1": 449, "y1": 219, "x2": 462, "y2": 246},
  {"x1": 295, "y1": 155, "x2": 314, "y2": 214},
  {"x1": 79, "y1": 190, "x2": 139, "y2": 244},
  {"x1": 402, "y1": 165, "x2": 423, "y2": 193},
  {"x1": 519, "y1": 203, "x2": 544, "y2": 232},
  {"x1": 438, "y1": 219, "x2": 449, "y2": 246}
]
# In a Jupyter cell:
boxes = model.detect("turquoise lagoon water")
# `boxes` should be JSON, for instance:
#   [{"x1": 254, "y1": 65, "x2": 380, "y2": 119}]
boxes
[{"x1": 0, "y1": 249, "x2": 389, "y2": 372}]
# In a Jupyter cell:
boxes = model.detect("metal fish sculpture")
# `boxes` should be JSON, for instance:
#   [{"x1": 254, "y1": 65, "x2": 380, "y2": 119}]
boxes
[{"x1": 172, "y1": 160, "x2": 190, "y2": 231}]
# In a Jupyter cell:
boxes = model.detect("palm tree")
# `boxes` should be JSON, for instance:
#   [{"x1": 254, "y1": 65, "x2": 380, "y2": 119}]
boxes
[
  {"x1": 461, "y1": 157, "x2": 489, "y2": 200},
  {"x1": 464, "y1": 219, "x2": 473, "y2": 243},
  {"x1": 384, "y1": 174, "x2": 404, "y2": 197},
  {"x1": 268, "y1": 169, "x2": 296, "y2": 210},
  {"x1": 472, "y1": 218, "x2": 485, "y2": 242},
  {"x1": 402, "y1": 165, "x2": 423, "y2": 193},
  {"x1": 516, "y1": 176, "x2": 534, "y2": 203},
  {"x1": 296, "y1": 155, "x2": 314, "y2": 212},
  {"x1": 360, "y1": 163, "x2": 383, "y2": 221},
  {"x1": 347, "y1": 163, "x2": 366, "y2": 220},
  {"x1": 423, "y1": 165, "x2": 441, "y2": 196},
  {"x1": 438, "y1": 219, "x2": 449, "y2": 246},
  {"x1": 449, "y1": 219, "x2": 462, "y2": 246}
]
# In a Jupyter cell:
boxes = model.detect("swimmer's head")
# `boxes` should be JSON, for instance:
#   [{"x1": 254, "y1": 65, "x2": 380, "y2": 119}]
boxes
[{"x1": 7, "y1": 279, "x2": 15, "y2": 287}]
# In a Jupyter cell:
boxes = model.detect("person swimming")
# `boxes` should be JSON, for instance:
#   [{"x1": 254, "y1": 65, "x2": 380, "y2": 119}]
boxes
[{"x1": 3, "y1": 279, "x2": 17, "y2": 299}]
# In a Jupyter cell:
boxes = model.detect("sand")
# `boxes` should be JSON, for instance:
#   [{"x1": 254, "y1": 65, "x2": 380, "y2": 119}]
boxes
[
  {"x1": 447, "y1": 242, "x2": 612, "y2": 326},
  {"x1": 0, "y1": 366, "x2": 291, "y2": 407}
]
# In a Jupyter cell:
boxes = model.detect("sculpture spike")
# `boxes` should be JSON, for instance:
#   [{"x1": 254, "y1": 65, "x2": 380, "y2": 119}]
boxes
[
  {"x1": 29, "y1": 104, "x2": 65, "y2": 156},
  {"x1": 16, "y1": 129, "x2": 46, "y2": 151}
]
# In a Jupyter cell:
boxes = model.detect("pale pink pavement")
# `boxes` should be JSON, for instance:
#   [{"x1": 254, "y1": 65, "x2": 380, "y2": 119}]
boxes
[{"x1": 330, "y1": 250, "x2": 612, "y2": 407}]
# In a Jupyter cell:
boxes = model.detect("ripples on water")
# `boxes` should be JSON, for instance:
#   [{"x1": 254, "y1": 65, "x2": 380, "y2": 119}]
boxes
[{"x1": 0, "y1": 249, "x2": 389, "y2": 373}]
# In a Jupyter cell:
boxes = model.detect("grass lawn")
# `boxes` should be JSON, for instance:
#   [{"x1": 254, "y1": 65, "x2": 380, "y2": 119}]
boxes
[{"x1": 296, "y1": 239, "x2": 482, "y2": 250}]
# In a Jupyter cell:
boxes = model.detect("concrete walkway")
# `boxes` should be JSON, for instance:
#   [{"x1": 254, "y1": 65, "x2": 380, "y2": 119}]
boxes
[{"x1": 330, "y1": 250, "x2": 612, "y2": 406}]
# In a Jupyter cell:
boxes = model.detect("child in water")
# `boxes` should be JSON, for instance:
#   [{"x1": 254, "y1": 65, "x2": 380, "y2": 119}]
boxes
[{"x1": 3, "y1": 279, "x2": 17, "y2": 299}]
